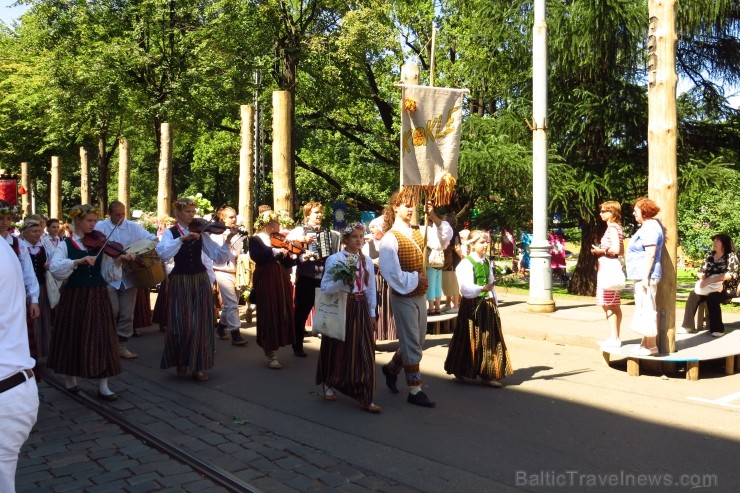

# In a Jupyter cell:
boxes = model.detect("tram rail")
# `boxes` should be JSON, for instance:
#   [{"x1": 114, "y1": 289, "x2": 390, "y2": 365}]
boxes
[{"x1": 42, "y1": 375, "x2": 263, "y2": 493}]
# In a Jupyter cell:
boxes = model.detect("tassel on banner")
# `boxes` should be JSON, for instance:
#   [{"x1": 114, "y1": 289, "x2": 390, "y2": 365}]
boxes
[{"x1": 399, "y1": 173, "x2": 456, "y2": 207}]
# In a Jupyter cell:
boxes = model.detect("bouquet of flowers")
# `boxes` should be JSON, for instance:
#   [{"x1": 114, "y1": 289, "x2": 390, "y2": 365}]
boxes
[{"x1": 327, "y1": 253, "x2": 359, "y2": 291}]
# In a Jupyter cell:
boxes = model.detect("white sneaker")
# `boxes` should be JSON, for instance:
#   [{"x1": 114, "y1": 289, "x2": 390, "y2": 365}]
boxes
[
  {"x1": 633, "y1": 346, "x2": 658, "y2": 356},
  {"x1": 598, "y1": 339, "x2": 621, "y2": 348},
  {"x1": 710, "y1": 332, "x2": 724, "y2": 338},
  {"x1": 676, "y1": 327, "x2": 696, "y2": 334}
]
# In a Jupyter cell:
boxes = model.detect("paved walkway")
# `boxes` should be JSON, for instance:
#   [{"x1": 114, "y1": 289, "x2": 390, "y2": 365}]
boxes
[{"x1": 16, "y1": 291, "x2": 739, "y2": 492}]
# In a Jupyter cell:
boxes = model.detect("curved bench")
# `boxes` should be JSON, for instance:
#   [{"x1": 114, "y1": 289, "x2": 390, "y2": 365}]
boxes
[{"x1": 601, "y1": 330, "x2": 740, "y2": 380}]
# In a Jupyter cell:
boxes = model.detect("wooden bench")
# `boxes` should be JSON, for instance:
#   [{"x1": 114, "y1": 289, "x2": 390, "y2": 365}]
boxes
[
  {"x1": 601, "y1": 330, "x2": 740, "y2": 380},
  {"x1": 696, "y1": 297, "x2": 740, "y2": 330},
  {"x1": 427, "y1": 312, "x2": 457, "y2": 335}
]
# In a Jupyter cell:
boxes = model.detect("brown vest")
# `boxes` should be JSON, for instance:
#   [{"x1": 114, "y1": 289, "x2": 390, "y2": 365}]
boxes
[{"x1": 390, "y1": 229, "x2": 427, "y2": 297}]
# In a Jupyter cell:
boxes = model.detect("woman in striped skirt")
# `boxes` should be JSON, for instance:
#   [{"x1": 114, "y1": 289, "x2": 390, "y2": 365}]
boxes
[
  {"x1": 47, "y1": 205, "x2": 123, "y2": 400},
  {"x1": 248, "y1": 211, "x2": 296, "y2": 369},
  {"x1": 444, "y1": 230, "x2": 513, "y2": 387},
  {"x1": 591, "y1": 201, "x2": 625, "y2": 348},
  {"x1": 155, "y1": 198, "x2": 234, "y2": 381},
  {"x1": 317, "y1": 223, "x2": 380, "y2": 413}
]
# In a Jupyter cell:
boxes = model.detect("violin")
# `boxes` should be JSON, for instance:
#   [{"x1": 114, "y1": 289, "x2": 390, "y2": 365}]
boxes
[
  {"x1": 189, "y1": 218, "x2": 249, "y2": 236},
  {"x1": 82, "y1": 230, "x2": 127, "y2": 258},
  {"x1": 270, "y1": 232, "x2": 305, "y2": 255}
]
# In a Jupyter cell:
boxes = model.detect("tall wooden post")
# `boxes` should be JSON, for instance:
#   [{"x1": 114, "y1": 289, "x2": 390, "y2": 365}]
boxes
[
  {"x1": 648, "y1": 0, "x2": 678, "y2": 353},
  {"x1": 157, "y1": 123, "x2": 172, "y2": 219},
  {"x1": 50, "y1": 156, "x2": 62, "y2": 219},
  {"x1": 80, "y1": 147, "x2": 90, "y2": 205},
  {"x1": 20, "y1": 162, "x2": 30, "y2": 216},
  {"x1": 272, "y1": 91, "x2": 293, "y2": 214},
  {"x1": 118, "y1": 138, "x2": 130, "y2": 215},
  {"x1": 528, "y1": 0, "x2": 555, "y2": 313},
  {"x1": 239, "y1": 105, "x2": 255, "y2": 229}
]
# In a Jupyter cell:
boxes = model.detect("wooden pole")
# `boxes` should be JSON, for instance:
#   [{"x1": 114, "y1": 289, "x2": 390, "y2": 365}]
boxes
[
  {"x1": 20, "y1": 162, "x2": 30, "y2": 216},
  {"x1": 528, "y1": 0, "x2": 555, "y2": 313},
  {"x1": 272, "y1": 91, "x2": 293, "y2": 214},
  {"x1": 118, "y1": 138, "x2": 130, "y2": 215},
  {"x1": 429, "y1": 24, "x2": 436, "y2": 87},
  {"x1": 157, "y1": 123, "x2": 172, "y2": 219},
  {"x1": 80, "y1": 147, "x2": 90, "y2": 205},
  {"x1": 50, "y1": 156, "x2": 62, "y2": 219},
  {"x1": 648, "y1": 0, "x2": 678, "y2": 353},
  {"x1": 239, "y1": 105, "x2": 255, "y2": 229}
]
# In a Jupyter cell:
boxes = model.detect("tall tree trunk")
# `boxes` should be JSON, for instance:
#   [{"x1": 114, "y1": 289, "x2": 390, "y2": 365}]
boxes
[{"x1": 97, "y1": 136, "x2": 108, "y2": 212}]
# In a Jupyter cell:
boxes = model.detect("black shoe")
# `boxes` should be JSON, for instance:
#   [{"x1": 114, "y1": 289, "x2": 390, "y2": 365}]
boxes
[
  {"x1": 97, "y1": 391, "x2": 118, "y2": 402},
  {"x1": 132, "y1": 330, "x2": 140, "y2": 337},
  {"x1": 293, "y1": 349, "x2": 308, "y2": 357},
  {"x1": 382, "y1": 365, "x2": 398, "y2": 393},
  {"x1": 216, "y1": 323, "x2": 229, "y2": 340},
  {"x1": 407, "y1": 391, "x2": 435, "y2": 408},
  {"x1": 231, "y1": 331, "x2": 248, "y2": 346},
  {"x1": 66, "y1": 385, "x2": 80, "y2": 394}
]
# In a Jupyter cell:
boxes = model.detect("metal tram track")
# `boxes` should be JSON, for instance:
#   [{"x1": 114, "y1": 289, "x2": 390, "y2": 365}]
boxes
[{"x1": 42, "y1": 375, "x2": 263, "y2": 493}]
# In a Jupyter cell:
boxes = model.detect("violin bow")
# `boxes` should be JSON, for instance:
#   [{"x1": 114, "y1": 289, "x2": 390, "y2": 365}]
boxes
[{"x1": 92, "y1": 216, "x2": 123, "y2": 262}]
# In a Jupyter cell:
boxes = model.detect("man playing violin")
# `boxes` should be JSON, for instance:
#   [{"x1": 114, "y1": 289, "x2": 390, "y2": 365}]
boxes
[
  {"x1": 95, "y1": 201, "x2": 157, "y2": 359},
  {"x1": 210, "y1": 206, "x2": 248, "y2": 346},
  {"x1": 286, "y1": 201, "x2": 341, "y2": 357}
]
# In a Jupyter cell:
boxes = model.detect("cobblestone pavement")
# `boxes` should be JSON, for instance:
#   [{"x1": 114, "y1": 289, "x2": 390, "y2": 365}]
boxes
[{"x1": 18, "y1": 372, "x2": 420, "y2": 493}]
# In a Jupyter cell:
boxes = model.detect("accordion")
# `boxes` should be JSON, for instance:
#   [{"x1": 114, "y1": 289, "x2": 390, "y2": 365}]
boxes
[{"x1": 307, "y1": 228, "x2": 334, "y2": 260}]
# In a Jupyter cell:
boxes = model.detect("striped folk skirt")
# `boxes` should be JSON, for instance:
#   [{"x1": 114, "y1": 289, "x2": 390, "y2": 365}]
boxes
[
  {"x1": 315, "y1": 292, "x2": 376, "y2": 407},
  {"x1": 444, "y1": 296, "x2": 513, "y2": 381},
  {"x1": 253, "y1": 262, "x2": 295, "y2": 355},
  {"x1": 29, "y1": 285, "x2": 53, "y2": 362},
  {"x1": 374, "y1": 275, "x2": 397, "y2": 341},
  {"x1": 152, "y1": 277, "x2": 169, "y2": 328},
  {"x1": 133, "y1": 287, "x2": 153, "y2": 329},
  {"x1": 47, "y1": 285, "x2": 121, "y2": 379},
  {"x1": 160, "y1": 272, "x2": 215, "y2": 372}
]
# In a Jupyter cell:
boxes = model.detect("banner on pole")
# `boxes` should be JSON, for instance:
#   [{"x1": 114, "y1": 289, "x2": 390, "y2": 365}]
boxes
[{"x1": 400, "y1": 84, "x2": 467, "y2": 204}]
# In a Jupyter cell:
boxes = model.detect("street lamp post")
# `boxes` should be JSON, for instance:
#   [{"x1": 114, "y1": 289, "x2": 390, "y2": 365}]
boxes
[{"x1": 528, "y1": 0, "x2": 555, "y2": 313}]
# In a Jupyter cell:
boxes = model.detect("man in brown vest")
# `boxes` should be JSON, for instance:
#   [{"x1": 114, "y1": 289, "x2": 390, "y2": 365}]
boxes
[{"x1": 378, "y1": 192, "x2": 452, "y2": 407}]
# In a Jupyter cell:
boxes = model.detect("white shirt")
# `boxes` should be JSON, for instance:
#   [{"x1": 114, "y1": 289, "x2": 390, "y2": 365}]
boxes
[
  {"x1": 155, "y1": 224, "x2": 232, "y2": 266},
  {"x1": 0, "y1": 239, "x2": 35, "y2": 379},
  {"x1": 378, "y1": 220, "x2": 452, "y2": 295},
  {"x1": 95, "y1": 218, "x2": 157, "y2": 289},
  {"x1": 48, "y1": 234, "x2": 122, "y2": 283},
  {"x1": 2, "y1": 233, "x2": 39, "y2": 304},
  {"x1": 210, "y1": 232, "x2": 244, "y2": 273},
  {"x1": 321, "y1": 250, "x2": 377, "y2": 317}
]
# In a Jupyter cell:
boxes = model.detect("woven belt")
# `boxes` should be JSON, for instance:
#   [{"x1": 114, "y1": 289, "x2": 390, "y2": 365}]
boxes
[{"x1": 0, "y1": 369, "x2": 33, "y2": 393}]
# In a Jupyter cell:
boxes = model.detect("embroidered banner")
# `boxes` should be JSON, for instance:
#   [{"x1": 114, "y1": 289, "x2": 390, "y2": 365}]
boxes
[{"x1": 400, "y1": 85, "x2": 467, "y2": 187}]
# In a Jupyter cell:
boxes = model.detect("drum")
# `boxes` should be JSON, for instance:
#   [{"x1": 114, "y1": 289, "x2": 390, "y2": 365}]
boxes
[{"x1": 125, "y1": 239, "x2": 166, "y2": 289}]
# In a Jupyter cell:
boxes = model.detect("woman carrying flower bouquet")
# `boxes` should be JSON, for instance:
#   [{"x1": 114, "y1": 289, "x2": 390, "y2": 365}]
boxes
[
  {"x1": 248, "y1": 210, "x2": 296, "y2": 369},
  {"x1": 317, "y1": 223, "x2": 380, "y2": 413},
  {"x1": 444, "y1": 230, "x2": 513, "y2": 387}
]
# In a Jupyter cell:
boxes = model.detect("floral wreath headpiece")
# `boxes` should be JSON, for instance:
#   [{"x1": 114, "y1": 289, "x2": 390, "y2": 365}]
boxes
[
  {"x1": 254, "y1": 211, "x2": 280, "y2": 231},
  {"x1": 68, "y1": 204, "x2": 100, "y2": 221},
  {"x1": 465, "y1": 230, "x2": 490, "y2": 246},
  {"x1": 172, "y1": 197, "x2": 194, "y2": 210},
  {"x1": 22, "y1": 218, "x2": 41, "y2": 230},
  {"x1": 0, "y1": 203, "x2": 19, "y2": 217},
  {"x1": 341, "y1": 222, "x2": 365, "y2": 240}
]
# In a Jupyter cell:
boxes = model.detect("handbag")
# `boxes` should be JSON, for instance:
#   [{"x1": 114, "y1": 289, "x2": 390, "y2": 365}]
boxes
[
  {"x1": 597, "y1": 256, "x2": 626, "y2": 291},
  {"x1": 45, "y1": 270, "x2": 63, "y2": 309},
  {"x1": 693, "y1": 280, "x2": 723, "y2": 296},
  {"x1": 427, "y1": 247, "x2": 445, "y2": 268},
  {"x1": 311, "y1": 287, "x2": 347, "y2": 341},
  {"x1": 630, "y1": 284, "x2": 658, "y2": 337}
]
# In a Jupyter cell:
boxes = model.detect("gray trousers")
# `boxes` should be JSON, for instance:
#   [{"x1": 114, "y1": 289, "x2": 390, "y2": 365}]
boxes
[
  {"x1": 215, "y1": 271, "x2": 240, "y2": 331},
  {"x1": 107, "y1": 285, "x2": 137, "y2": 341},
  {"x1": 389, "y1": 293, "x2": 427, "y2": 366}
]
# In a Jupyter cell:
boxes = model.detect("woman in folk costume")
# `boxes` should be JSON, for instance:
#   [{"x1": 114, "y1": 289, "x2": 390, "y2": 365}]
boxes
[
  {"x1": 47, "y1": 205, "x2": 123, "y2": 400},
  {"x1": 362, "y1": 215, "x2": 397, "y2": 341},
  {"x1": 20, "y1": 218, "x2": 53, "y2": 372},
  {"x1": 152, "y1": 216, "x2": 176, "y2": 332},
  {"x1": 248, "y1": 210, "x2": 296, "y2": 369},
  {"x1": 155, "y1": 198, "x2": 235, "y2": 381},
  {"x1": 318, "y1": 223, "x2": 380, "y2": 413},
  {"x1": 444, "y1": 230, "x2": 513, "y2": 387}
]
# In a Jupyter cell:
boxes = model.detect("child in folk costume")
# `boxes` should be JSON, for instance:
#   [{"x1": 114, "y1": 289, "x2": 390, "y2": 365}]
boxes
[
  {"x1": 317, "y1": 223, "x2": 380, "y2": 413},
  {"x1": 47, "y1": 205, "x2": 124, "y2": 399},
  {"x1": 155, "y1": 198, "x2": 236, "y2": 382},
  {"x1": 444, "y1": 230, "x2": 513, "y2": 387},
  {"x1": 248, "y1": 211, "x2": 296, "y2": 369},
  {"x1": 20, "y1": 218, "x2": 53, "y2": 372}
]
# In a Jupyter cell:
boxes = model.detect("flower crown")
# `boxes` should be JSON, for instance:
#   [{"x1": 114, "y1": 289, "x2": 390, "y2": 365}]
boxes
[
  {"x1": 22, "y1": 219, "x2": 41, "y2": 230},
  {"x1": 254, "y1": 211, "x2": 280, "y2": 230},
  {"x1": 172, "y1": 198, "x2": 194, "y2": 210},
  {"x1": 0, "y1": 204, "x2": 19, "y2": 217},
  {"x1": 68, "y1": 204, "x2": 100, "y2": 220},
  {"x1": 341, "y1": 222, "x2": 365, "y2": 239}
]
